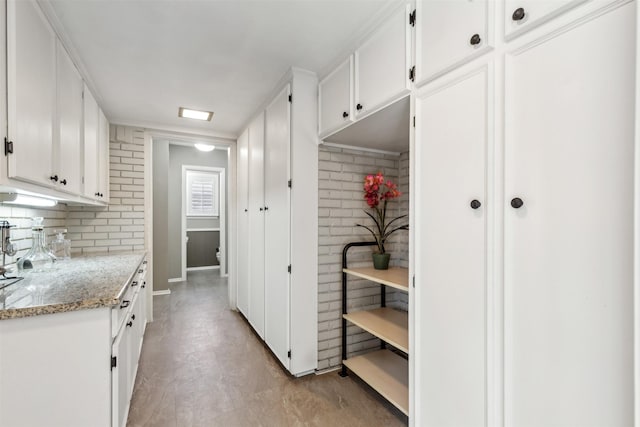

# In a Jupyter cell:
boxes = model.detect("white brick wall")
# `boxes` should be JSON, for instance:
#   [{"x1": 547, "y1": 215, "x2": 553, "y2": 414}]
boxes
[
  {"x1": 317, "y1": 145, "x2": 410, "y2": 370},
  {"x1": 67, "y1": 126, "x2": 145, "y2": 254}
]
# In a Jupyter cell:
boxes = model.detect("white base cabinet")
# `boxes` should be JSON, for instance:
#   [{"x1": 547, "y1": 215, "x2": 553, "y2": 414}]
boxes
[
  {"x1": 0, "y1": 258, "x2": 148, "y2": 427},
  {"x1": 237, "y1": 68, "x2": 318, "y2": 376}
]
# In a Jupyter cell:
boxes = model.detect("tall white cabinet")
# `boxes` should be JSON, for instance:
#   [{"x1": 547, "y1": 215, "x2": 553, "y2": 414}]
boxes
[
  {"x1": 237, "y1": 68, "x2": 318, "y2": 376},
  {"x1": 413, "y1": 0, "x2": 636, "y2": 425}
]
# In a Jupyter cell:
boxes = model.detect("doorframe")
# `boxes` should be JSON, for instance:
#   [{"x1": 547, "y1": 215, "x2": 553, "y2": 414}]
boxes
[{"x1": 181, "y1": 165, "x2": 226, "y2": 280}]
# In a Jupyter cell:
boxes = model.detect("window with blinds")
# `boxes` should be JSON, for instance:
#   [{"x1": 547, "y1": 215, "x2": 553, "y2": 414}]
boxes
[{"x1": 186, "y1": 170, "x2": 219, "y2": 217}]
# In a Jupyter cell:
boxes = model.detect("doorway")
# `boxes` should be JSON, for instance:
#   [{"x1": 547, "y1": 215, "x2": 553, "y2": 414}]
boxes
[{"x1": 182, "y1": 165, "x2": 226, "y2": 279}]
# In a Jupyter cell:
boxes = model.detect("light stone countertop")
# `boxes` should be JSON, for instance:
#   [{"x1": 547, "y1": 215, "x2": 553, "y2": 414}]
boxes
[{"x1": 0, "y1": 250, "x2": 146, "y2": 320}]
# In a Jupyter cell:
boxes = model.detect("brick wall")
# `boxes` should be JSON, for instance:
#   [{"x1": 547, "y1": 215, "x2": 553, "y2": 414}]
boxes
[
  {"x1": 317, "y1": 145, "x2": 410, "y2": 370},
  {"x1": 66, "y1": 126, "x2": 145, "y2": 254}
]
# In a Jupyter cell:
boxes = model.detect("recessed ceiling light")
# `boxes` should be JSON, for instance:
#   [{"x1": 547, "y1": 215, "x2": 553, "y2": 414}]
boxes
[
  {"x1": 194, "y1": 143, "x2": 215, "y2": 152},
  {"x1": 179, "y1": 107, "x2": 213, "y2": 121}
]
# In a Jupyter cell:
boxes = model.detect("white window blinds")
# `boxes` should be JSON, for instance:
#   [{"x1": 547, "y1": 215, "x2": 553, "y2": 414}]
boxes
[{"x1": 186, "y1": 170, "x2": 219, "y2": 217}]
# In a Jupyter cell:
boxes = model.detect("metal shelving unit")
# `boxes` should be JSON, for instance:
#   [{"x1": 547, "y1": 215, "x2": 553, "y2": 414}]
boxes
[{"x1": 340, "y1": 241, "x2": 409, "y2": 416}]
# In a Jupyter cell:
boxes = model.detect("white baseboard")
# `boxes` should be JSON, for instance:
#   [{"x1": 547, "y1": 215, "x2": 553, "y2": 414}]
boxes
[
  {"x1": 187, "y1": 265, "x2": 220, "y2": 272},
  {"x1": 314, "y1": 366, "x2": 340, "y2": 375},
  {"x1": 168, "y1": 277, "x2": 184, "y2": 283},
  {"x1": 153, "y1": 289, "x2": 171, "y2": 296}
]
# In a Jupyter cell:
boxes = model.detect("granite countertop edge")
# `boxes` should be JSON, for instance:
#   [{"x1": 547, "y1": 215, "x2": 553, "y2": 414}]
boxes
[{"x1": 0, "y1": 250, "x2": 146, "y2": 321}]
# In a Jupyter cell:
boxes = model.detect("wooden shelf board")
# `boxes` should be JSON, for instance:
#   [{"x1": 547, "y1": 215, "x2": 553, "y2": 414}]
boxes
[
  {"x1": 343, "y1": 349, "x2": 408, "y2": 415},
  {"x1": 343, "y1": 267, "x2": 409, "y2": 291},
  {"x1": 344, "y1": 307, "x2": 408, "y2": 353}
]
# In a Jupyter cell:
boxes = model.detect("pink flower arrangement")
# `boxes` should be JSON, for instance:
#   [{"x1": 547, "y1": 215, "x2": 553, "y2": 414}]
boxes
[{"x1": 357, "y1": 172, "x2": 408, "y2": 254}]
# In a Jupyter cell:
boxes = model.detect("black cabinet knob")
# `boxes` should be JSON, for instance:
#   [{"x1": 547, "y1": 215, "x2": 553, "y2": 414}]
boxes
[
  {"x1": 244, "y1": 208, "x2": 248, "y2": 212},
  {"x1": 470, "y1": 199, "x2": 481, "y2": 209},
  {"x1": 264, "y1": 206, "x2": 269, "y2": 211},
  {"x1": 60, "y1": 179, "x2": 67, "y2": 185},
  {"x1": 512, "y1": 7, "x2": 525, "y2": 21},
  {"x1": 470, "y1": 34, "x2": 481, "y2": 46},
  {"x1": 259, "y1": 207, "x2": 263, "y2": 211},
  {"x1": 511, "y1": 197, "x2": 524, "y2": 209},
  {"x1": 50, "y1": 175, "x2": 58, "y2": 182},
  {"x1": 342, "y1": 111, "x2": 349, "y2": 118},
  {"x1": 142, "y1": 281, "x2": 146, "y2": 288},
  {"x1": 356, "y1": 104, "x2": 363, "y2": 111},
  {"x1": 95, "y1": 192, "x2": 100, "y2": 197},
  {"x1": 131, "y1": 314, "x2": 136, "y2": 320},
  {"x1": 126, "y1": 321, "x2": 133, "y2": 327},
  {"x1": 132, "y1": 281, "x2": 138, "y2": 287},
  {"x1": 120, "y1": 300, "x2": 130, "y2": 309}
]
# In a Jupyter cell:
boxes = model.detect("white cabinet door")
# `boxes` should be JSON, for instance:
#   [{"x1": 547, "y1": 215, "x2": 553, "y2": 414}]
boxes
[
  {"x1": 7, "y1": 0, "x2": 56, "y2": 187},
  {"x1": 98, "y1": 109, "x2": 110, "y2": 203},
  {"x1": 504, "y1": 0, "x2": 586, "y2": 39},
  {"x1": 354, "y1": 4, "x2": 411, "y2": 118},
  {"x1": 111, "y1": 324, "x2": 131, "y2": 427},
  {"x1": 248, "y1": 112, "x2": 266, "y2": 339},
  {"x1": 415, "y1": 66, "x2": 488, "y2": 427},
  {"x1": 236, "y1": 129, "x2": 250, "y2": 316},
  {"x1": 416, "y1": 0, "x2": 490, "y2": 84},
  {"x1": 264, "y1": 85, "x2": 291, "y2": 369},
  {"x1": 83, "y1": 85, "x2": 99, "y2": 200},
  {"x1": 318, "y1": 56, "x2": 353, "y2": 137},
  {"x1": 504, "y1": 5, "x2": 634, "y2": 425},
  {"x1": 55, "y1": 40, "x2": 83, "y2": 195}
]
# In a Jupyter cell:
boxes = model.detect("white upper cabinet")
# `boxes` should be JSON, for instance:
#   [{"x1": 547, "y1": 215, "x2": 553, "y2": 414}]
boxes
[
  {"x1": 98, "y1": 109, "x2": 110, "y2": 203},
  {"x1": 318, "y1": 56, "x2": 353, "y2": 137},
  {"x1": 55, "y1": 40, "x2": 83, "y2": 195},
  {"x1": 354, "y1": 3, "x2": 411, "y2": 119},
  {"x1": 7, "y1": 0, "x2": 56, "y2": 188},
  {"x1": 416, "y1": 0, "x2": 491, "y2": 85},
  {"x1": 83, "y1": 85, "x2": 99, "y2": 200},
  {"x1": 504, "y1": 0, "x2": 587, "y2": 39}
]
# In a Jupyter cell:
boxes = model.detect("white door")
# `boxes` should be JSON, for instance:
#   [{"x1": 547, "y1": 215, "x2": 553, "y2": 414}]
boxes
[
  {"x1": 504, "y1": 0, "x2": 586, "y2": 39},
  {"x1": 83, "y1": 85, "x2": 99, "y2": 199},
  {"x1": 264, "y1": 85, "x2": 291, "y2": 369},
  {"x1": 98, "y1": 109, "x2": 110, "y2": 202},
  {"x1": 248, "y1": 112, "x2": 266, "y2": 338},
  {"x1": 7, "y1": 0, "x2": 56, "y2": 187},
  {"x1": 55, "y1": 40, "x2": 83, "y2": 195},
  {"x1": 318, "y1": 56, "x2": 353, "y2": 137},
  {"x1": 415, "y1": 67, "x2": 488, "y2": 427},
  {"x1": 354, "y1": 3, "x2": 410, "y2": 118},
  {"x1": 416, "y1": 0, "x2": 490, "y2": 84},
  {"x1": 236, "y1": 129, "x2": 250, "y2": 317},
  {"x1": 504, "y1": 4, "x2": 634, "y2": 425}
]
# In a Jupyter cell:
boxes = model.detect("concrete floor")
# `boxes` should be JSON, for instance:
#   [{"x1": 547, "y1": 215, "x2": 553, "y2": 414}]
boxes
[{"x1": 127, "y1": 270, "x2": 408, "y2": 427}]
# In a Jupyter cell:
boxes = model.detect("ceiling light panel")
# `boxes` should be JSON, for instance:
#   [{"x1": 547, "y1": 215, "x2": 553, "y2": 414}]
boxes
[{"x1": 179, "y1": 107, "x2": 214, "y2": 121}]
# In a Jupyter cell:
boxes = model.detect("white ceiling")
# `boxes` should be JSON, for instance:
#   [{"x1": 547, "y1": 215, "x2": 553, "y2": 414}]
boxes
[{"x1": 47, "y1": 0, "x2": 394, "y2": 139}]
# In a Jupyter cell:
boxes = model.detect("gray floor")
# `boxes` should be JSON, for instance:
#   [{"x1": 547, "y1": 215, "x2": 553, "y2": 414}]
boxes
[{"x1": 127, "y1": 270, "x2": 408, "y2": 427}]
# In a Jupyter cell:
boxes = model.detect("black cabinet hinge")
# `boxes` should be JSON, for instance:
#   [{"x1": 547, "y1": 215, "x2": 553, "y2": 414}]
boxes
[
  {"x1": 288, "y1": 94, "x2": 292, "y2": 103},
  {"x1": 287, "y1": 265, "x2": 291, "y2": 273},
  {"x1": 409, "y1": 66, "x2": 416, "y2": 82},
  {"x1": 4, "y1": 137, "x2": 13, "y2": 155},
  {"x1": 287, "y1": 350, "x2": 291, "y2": 358},
  {"x1": 409, "y1": 9, "x2": 416, "y2": 26},
  {"x1": 111, "y1": 356, "x2": 117, "y2": 370},
  {"x1": 288, "y1": 179, "x2": 292, "y2": 188}
]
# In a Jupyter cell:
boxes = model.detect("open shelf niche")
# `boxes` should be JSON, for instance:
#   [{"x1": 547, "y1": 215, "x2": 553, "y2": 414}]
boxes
[{"x1": 316, "y1": 95, "x2": 411, "y2": 417}]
